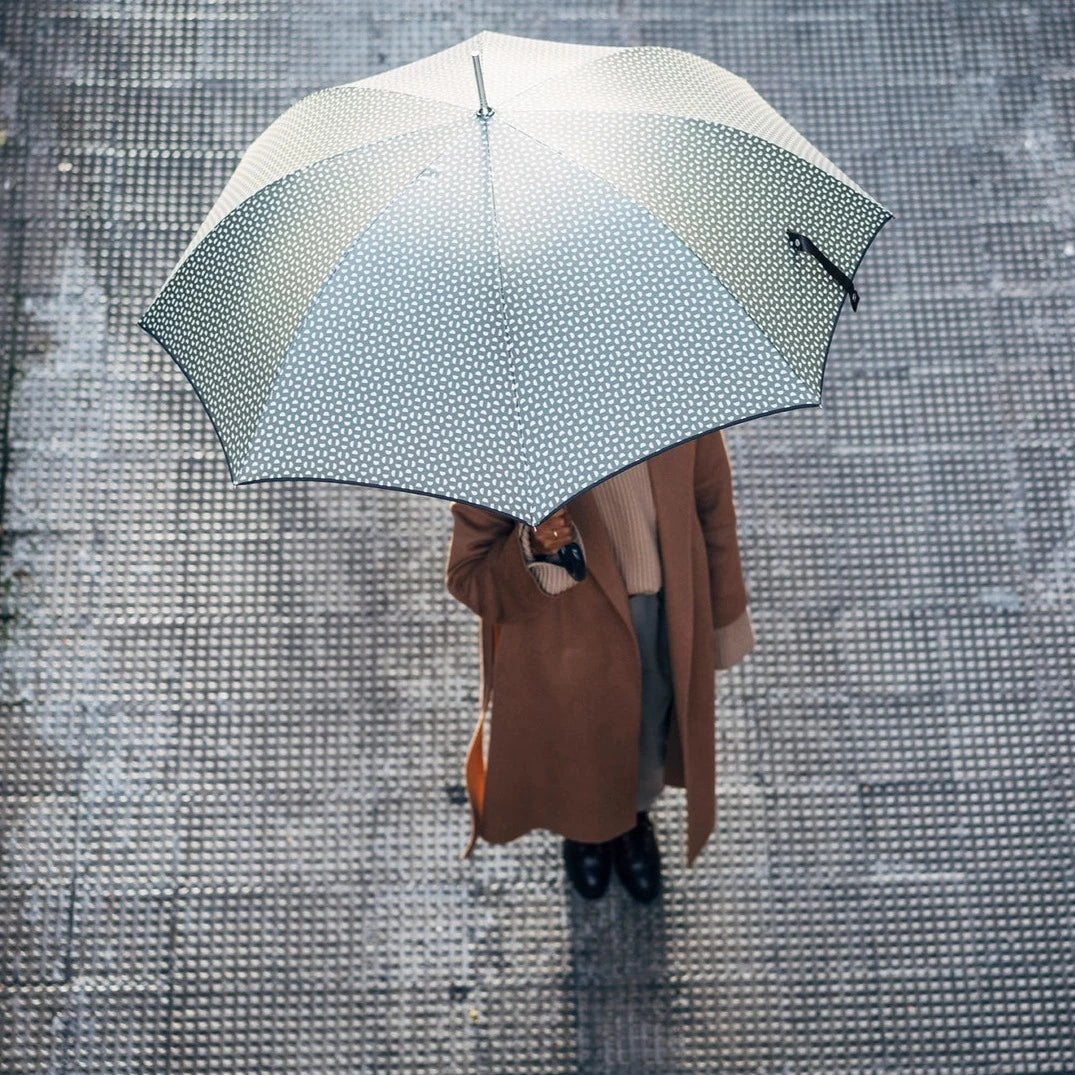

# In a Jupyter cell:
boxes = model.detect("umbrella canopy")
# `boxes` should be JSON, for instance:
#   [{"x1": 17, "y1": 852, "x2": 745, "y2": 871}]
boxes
[{"x1": 139, "y1": 29, "x2": 892, "y2": 528}]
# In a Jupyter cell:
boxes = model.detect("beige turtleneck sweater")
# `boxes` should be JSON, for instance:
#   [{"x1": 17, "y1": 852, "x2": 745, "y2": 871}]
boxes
[{"x1": 518, "y1": 459, "x2": 754, "y2": 670}]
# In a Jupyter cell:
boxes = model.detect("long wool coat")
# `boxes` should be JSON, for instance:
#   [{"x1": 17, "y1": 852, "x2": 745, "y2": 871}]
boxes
[{"x1": 445, "y1": 429, "x2": 752, "y2": 867}]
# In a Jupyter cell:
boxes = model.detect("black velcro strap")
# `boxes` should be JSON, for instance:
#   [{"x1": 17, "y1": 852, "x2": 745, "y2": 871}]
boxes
[{"x1": 787, "y1": 230, "x2": 859, "y2": 311}]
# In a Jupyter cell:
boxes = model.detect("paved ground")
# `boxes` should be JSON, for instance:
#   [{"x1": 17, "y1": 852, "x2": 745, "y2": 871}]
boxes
[{"x1": 1, "y1": 1, "x2": 1072, "y2": 1072}]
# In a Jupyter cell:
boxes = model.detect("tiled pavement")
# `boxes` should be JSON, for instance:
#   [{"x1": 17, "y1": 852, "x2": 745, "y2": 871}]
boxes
[{"x1": 0, "y1": 2, "x2": 1072, "y2": 1071}]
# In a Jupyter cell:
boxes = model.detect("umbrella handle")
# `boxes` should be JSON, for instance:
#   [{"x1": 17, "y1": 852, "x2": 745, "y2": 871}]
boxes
[
  {"x1": 533, "y1": 541, "x2": 587, "y2": 581},
  {"x1": 552, "y1": 541, "x2": 586, "y2": 582}
]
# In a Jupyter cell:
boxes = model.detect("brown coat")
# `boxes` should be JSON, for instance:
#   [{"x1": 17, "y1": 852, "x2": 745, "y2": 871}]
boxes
[{"x1": 445, "y1": 429, "x2": 751, "y2": 867}]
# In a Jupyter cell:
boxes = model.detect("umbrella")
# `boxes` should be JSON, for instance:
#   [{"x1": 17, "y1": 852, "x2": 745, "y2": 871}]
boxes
[{"x1": 139, "y1": 29, "x2": 892, "y2": 540}]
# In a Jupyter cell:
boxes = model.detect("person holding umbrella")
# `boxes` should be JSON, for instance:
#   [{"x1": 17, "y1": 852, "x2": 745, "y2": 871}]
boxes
[
  {"x1": 445, "y1": 428, "x2": 755, "y2": 902},
  {"x1": 136, "y1": 29, "x2": 886, "y2": 902}
]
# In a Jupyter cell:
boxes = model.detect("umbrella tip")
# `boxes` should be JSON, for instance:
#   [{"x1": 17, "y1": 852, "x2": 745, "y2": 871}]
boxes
[{"x1": 471, "y1": 52, "x2": 494, "y2": 119}]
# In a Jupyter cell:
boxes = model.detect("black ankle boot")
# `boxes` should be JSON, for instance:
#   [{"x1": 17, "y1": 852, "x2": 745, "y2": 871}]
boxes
[
  {"x1": 563, "y1": 836, "x2": 612, "y2": 899},
  {"x1": 611, "y1": 811, "x2": 662, "y2": 903}
]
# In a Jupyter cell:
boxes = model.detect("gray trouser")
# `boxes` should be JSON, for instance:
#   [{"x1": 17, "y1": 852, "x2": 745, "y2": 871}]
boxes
[{"x1": 628, "y1": 589, "x2": 674, "y2": 812}]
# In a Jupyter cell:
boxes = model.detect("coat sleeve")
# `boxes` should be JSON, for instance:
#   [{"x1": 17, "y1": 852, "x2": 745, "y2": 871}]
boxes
[
  {"x1": 694, "y1": 430, "x2": 750, "y2": 630},
  {"x1": 445, "y1": 501, "x2": 570, "y2": 624}
]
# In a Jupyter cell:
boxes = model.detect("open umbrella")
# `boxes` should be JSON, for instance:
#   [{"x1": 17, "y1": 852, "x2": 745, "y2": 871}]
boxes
[{"x1": 139, "y1": 29, "x2": 892, "y2": 545}]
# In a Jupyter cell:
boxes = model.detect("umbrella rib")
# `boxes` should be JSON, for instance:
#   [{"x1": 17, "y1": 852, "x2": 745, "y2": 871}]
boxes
[
  {"x1": 490, "y1": 44, "x2": 649, "y2": 111},
  {"x1": 495, "y1": 43, "x2": 873, "y2": 201},
  {"x1": 478, "y1": 118, "x2": 531, "y2": 507},
  {"x1": 235, "y1": 120, "x2": 478, "y2": 478},
  {"x1": 501, "y1": 112, "x2": 891, "y2": 399},
  {"x1": 177, "y1": 112, "x2": 477, "y2": 270},
  {"x1": 343, "y1": 83, "x2": 474, "y2": 117},
  {"x1": 350, "y1": 35, "x2": 632, "y2": 115},
  {"x1": 501, "y1": 108, "x2": 889, "y2": 215},
  {"x1": 494, "y1": 114, "x2": 823, "y2": 400}
]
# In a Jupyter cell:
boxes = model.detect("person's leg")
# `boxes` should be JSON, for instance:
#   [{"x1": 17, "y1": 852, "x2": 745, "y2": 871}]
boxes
[
  {"x1": 628, "y1": 589, "x2": 674, "y2": 812},
  {"x1": 565, "y1": 591, "x2": 671, "y2": 900}
]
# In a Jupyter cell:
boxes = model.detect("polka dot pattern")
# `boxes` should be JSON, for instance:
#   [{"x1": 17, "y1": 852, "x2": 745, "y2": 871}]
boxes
[
  {"x1": 142, "y1": 122, "x2": 470, "y2": 457},
  {"x1": 503, "y1": 41, "x2": 874, "y2": 194},
  {"x1": 506, "y1": 110, "x2": 892, "y2": 390},
  {"x1": 360, "y1": 32, "x2": 621, "y2": 113},
  {"x1": 241, "y1": 124, "x2": 527, "y2": 507},
  {"x1": 181, "y1": 87, "x2": 470, "y2": 262},
  {"x1": 140, "y1": 30, "x2": 892, "y2": 527}
]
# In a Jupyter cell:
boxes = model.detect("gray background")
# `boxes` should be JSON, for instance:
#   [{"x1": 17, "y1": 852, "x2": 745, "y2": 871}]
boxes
[{"x1": 1, "y1": 1, "x2": 1072, "y2": 1072}]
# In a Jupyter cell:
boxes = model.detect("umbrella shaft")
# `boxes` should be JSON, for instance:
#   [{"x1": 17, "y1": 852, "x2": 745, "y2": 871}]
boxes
[{"x1": 471, "y1": 52, "x2": 494, "y2": 118}]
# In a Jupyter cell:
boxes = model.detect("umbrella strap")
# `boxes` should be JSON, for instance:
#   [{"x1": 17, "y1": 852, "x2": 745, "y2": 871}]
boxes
[{"x1": 787, "y1": 231, "x2": 859, "y2": 311}]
